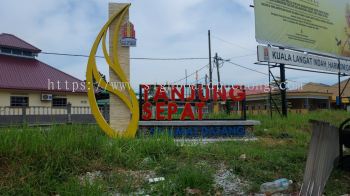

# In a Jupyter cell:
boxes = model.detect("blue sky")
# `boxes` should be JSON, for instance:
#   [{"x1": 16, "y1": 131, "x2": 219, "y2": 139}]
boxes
[{"x1": 0, "y1": 0, "x2": 343, "y2": 89}]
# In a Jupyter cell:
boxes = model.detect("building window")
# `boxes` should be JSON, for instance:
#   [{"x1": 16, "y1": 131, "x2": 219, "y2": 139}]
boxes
[
  {"x1": 12, "y1": 49, "x2": 22, "y2": 55},
  {"x1": 10, "y1": 96, "x2": 29, "y2": 107},
  {"x1": 22, "y1": 51, "x2": 33, "y2": 57},
  {"x1": 52, "y1": 98, "x2": 67, "y2": 107},
  {"x1": 1, "y1": 47, "x2": 11, "y2": 54}
]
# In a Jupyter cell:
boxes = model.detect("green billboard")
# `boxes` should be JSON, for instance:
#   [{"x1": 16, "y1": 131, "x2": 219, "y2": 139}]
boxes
[{"x1": 255, "y1": 0, "x2": 350, "y2": 59}]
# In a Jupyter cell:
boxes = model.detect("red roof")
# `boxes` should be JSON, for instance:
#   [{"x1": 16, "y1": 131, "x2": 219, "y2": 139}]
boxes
[
  {"x1": 0, "y1": 33, "x2": 41, "y2": 53},
  {"x1": 0, "y1": 54, "x2": 86, "y2": 93},
  {"x1": 245, "y1": 85, "x2": 270, "y2": 95}
]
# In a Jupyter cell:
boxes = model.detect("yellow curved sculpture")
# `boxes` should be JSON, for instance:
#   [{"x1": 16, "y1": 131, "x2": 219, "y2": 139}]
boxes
[{"x1": 86, "y1": 4, "x2": 139, "y2": 138}]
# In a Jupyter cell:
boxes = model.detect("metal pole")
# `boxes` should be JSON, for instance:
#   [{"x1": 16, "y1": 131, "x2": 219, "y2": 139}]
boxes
[
  {"x1": 267, "y1": 45, "x2": 273, "y2": 118},
  {"x1": 208, "y1": 30, "x2": 213, "y2": 112},
  {"x1": 215, "y1": 53, "x2": 221, "y2": 87},
  {"x1": 280, "y1": 63, "x2": 288, "y2": 117},
  {"x1": 268, "y1": 62, "x2": 272, "y2": 118},
  {"x1": 208, "y1": 30, "x2": 213, "y2": 88},
  {"x1": 340, "y1": 77, "x2": 350, "y2": 97},
  {"x1": 338, "y1": 59, "x2": 342, "y2": 109},
  {"x1": 185, "y1": 69, "x2": 188, "y2": 97}
]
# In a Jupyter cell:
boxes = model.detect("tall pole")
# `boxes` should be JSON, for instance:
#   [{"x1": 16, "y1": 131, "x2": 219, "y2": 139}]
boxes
[
  {"x1": 215, "y1": 53, "x2": 221, "y2": 87},
  {"x1": 267, "y1": 45, "x2": 273, "y2": 118},
  {"x1": 339, "y1": 72, "x2": 341, "y2": 109},
  {"x1": 268, "y1": 61, "x2": 272, "y2": 118},
  {"x1": 338, "y1": 59, "x2": 342, "y2": 109},
  {"x1": 208, "y1": 30, "x2": 213, "y2": 112},
  {"x1": 185, "y1": 69, "x2": 188, "y2": 86},
  {"x1": 208, "y1": 30, "x2": 213, "y2": 90},
  {"x1": 280, "y1": 63, "x2": 288, "y2": 117}
]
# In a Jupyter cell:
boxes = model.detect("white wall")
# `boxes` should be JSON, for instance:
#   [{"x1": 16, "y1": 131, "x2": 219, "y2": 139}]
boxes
[{"x1": 0, "y1": 90, "x2": 89, "y2": 107}]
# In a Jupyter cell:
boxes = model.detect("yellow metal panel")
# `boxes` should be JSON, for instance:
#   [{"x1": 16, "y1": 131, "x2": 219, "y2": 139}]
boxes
[{"x1": 86, "y1": 4, "x2": 139, "y2": 138}]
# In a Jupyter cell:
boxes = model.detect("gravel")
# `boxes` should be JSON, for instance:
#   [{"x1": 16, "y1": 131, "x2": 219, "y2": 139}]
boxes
[{"x1": 214, "y1": 164, "x2": 248, "y2": 195}]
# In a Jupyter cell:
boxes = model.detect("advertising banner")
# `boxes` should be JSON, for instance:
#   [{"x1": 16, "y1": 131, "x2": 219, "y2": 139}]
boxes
[
  {"x1": 254, "y1": 0, "x2": 350, "y2": 59},
  {"x1": 257, "y1": 45, "x2": 350, "y2": 74}
]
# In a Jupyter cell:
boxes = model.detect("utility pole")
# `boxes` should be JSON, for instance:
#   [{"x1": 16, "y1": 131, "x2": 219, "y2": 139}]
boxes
[
  {"x1": 185, "y1": 69, "x2": 188, "y2": 97},
  {"x1": 214, "y1": 53, "x2": 221, "y2": 87},
  {"x1": 208, "y1": 30, "x2": 213, "y2": 112},
  {"x1": 208, "y1": 30, "x2": 213, "y2": 90}
]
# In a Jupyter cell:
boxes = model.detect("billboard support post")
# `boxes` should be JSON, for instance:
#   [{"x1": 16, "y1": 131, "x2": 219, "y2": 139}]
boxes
[
  {"x1": 340, "y1": 78, "x2": 350, "y2": 98},
  {"x1": 280, "y1": 63, "x2": 288, "y2": 117},
  {"x1": 268, "y1": 58, "x2": 273, "y2": 118},
  {"x1": 338, "y1": 59, "x2": 343, "y2": 109},
  {"x1": 268, "y1": 64, "x2": 283, "y2": 118}
]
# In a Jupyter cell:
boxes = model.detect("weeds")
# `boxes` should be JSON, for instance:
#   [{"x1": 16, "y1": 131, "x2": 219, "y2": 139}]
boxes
[{"x1": 0, "y1": 110, "x2": 349, "y2": 195}]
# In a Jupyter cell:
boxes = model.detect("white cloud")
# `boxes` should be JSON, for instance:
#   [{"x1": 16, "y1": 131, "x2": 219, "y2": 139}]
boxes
[{"x1": 0, "y1": 0, "x2": 335, "y2": 86}]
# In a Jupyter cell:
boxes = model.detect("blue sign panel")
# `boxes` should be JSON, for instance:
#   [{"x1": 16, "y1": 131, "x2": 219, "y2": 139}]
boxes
[{"x1": 145, "y1": 126, "x2": 246, "y2": 138}]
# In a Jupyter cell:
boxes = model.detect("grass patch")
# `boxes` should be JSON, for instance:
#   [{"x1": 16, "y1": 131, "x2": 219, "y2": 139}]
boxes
[{"x1": 0, "y1": 110, "x2": 349, "y2": 195}]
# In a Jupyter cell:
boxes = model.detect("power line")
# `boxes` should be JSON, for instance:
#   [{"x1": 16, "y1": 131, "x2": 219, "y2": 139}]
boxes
[
  {"x1": 190, "y1": 76, "x2": 206, "y2": 84},
  {"x1": 226, "y1": 53, "x2": 256, "y2": 60},
  {"x1": 226, "y1": 61, "x2": 268, "y2": 76},
  {"x1": 229, "y1": 61, "x2": 304, "y2": 83},
  {"x1": 172, "y1": 63, "x2": 210, "y2": 84},
  {"x1": 41, "y1": 52, "x2": 208, "y2": 61},
  {"x1": 211, "y1": 35, "x2": 255, "y2": 52},
  {"x1": 170, "y1": 53, "x2": 255, "y2": 84}
]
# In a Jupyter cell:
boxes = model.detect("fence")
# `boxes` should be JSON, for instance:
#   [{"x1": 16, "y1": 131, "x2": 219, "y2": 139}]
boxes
[{"x1": 0, "y1": 104, "x2": 109, "y2": 126}]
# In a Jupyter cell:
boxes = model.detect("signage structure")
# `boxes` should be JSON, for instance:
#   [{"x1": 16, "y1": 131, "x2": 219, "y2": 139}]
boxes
[
  {"x1": 86, "y1": 4, "x2": 139, "y2": 138},
  {"x1": 255, "y1": 0, "x2": 350, "y2": 59},
  {"x1": 138, "y1": 84, "x2": 251, "y2": 138},
  {"x1": 257, "y1": 45, "x2": 350, "y2": 74},
  {"x1": 86, "y1": 3, "x2": 258, "y2": 138}
]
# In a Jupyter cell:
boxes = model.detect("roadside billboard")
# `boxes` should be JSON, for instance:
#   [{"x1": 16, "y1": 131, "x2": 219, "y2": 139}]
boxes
[{"x1": 254, "y1": 0, "x2": 350, "y2": 59}]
